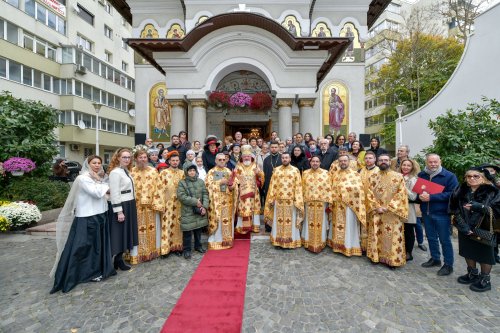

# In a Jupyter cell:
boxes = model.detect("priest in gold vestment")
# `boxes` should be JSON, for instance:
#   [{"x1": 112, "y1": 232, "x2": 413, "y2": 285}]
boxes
[
  {"x1": 366, "y1": 154, "x2": 408, "y2": 268},
  {"x1": 264, "y1": 152, "x2": 304, "y2": 249},
  {"x1": 328, "y1": 155, "x2": 366, "y2": 256},
  {"x1": 329, "y1": 146, "x2": 358, "y2": 173},
  {"x1": 301, "y1": 156, "x2": 332, "y2": 253},
  {"x1": 359, "y1": 151, "x2": 379, "y2": 252},
  {"x1": 130, "y1": 149, "x2": 160, "y2": 264},
  {"x1": 232, "y1": 145, "x2": 264, "y2": 234},
  {"x1": 153, "y1": 151, "x2": 184, "y2": 256},
  {"x1": 206, "y1": 154, "x2": 237, "y2": 250}
]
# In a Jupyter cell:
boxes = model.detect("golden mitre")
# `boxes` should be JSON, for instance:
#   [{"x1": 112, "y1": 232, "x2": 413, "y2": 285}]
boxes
[{"x1": 240, "y1": 144, "x2": 253, "y2": 157}]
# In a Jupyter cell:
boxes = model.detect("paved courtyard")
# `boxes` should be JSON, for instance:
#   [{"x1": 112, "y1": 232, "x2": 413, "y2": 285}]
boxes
[{"x1": 1, "y1": 233, "x2": 499, "y2": 333}]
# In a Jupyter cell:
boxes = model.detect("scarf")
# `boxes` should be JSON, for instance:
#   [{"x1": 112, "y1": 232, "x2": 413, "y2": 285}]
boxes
[{"x1": 424, "y1": 166, "x2": 442, "y2": 179}]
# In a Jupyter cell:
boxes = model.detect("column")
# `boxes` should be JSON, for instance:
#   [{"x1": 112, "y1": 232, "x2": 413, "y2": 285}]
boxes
[
  {"x1": 298, "y1": 98, "x2": 316, "y2": 135},
  {"x1": 190, "y1": 99, "x2": 208, "y2": 143},
  {"x1": 277, "y1": 99, "x2": 293, "y2": 141},
  {"x1": 170, "y1": 100, "x2": 187, "y2": 138},
  {"x1": 292, "y1": 116, "x2": 300, "y2": 136}
]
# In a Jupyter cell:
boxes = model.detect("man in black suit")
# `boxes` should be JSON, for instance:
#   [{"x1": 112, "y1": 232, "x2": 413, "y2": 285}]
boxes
[{"x1": 315, "y1": 138, "x2": 337, "y2": 170}]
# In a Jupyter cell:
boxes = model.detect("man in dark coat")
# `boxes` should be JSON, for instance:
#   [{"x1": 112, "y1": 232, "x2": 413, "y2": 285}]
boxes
[
  {"x1": 315, "y1": 138, "x2": 338, "y2": 170},
  {"x1": 167, "y1": 134, "x2": 188, "y2": 165},
  {"x1": 262, "y1": 141, "x2": 282, "y2": 232}
]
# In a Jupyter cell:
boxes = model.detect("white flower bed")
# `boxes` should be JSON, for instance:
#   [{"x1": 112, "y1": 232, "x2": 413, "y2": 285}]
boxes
[{"x1": 0, "y1": 202, "x2": 42, "y2": 228}]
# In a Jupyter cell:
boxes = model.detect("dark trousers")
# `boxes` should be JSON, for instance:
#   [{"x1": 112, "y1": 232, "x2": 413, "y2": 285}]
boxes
[
  {"x1": 404, "y1": 223, "x2": 416, "y2": 255},
  {"x1": 183, "y1": 228, "x2": 202, "y2": 253}
]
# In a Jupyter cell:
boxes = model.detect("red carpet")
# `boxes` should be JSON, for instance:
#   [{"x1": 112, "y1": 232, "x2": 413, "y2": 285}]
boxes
[
  {"x1": 234, "y1": 231, "x2": 251, "y2": 240},
  {"x1": 161, "y1": 240, "x2": 251, "y2": 333}
]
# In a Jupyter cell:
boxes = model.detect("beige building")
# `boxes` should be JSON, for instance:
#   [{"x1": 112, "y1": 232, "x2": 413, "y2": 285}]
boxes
[{"x1": 0, "y1": 0, "x2": 135, "y2": 163}]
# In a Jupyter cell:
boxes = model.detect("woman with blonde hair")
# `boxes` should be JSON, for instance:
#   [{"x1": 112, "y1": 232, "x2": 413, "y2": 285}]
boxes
[
  {"x1": 108, "y1": 148, "x2": 138, "y2": 271},
  {"x1": 398, "y1": 158, "x2": 420, "y2": 261}
]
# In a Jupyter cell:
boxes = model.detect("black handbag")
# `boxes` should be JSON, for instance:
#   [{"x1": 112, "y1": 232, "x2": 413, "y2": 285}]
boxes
[{"x1": 469, "y1": 207, "x2": 496, "y2": 247}]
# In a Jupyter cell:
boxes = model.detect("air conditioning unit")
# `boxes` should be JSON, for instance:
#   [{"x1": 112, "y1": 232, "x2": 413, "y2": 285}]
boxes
[
  {"x1": 70, "y1": 144, "x2": 80, "y2": 151},
  {"x1": 75, "y1": 64, "x2": 87, "y2": 74}
]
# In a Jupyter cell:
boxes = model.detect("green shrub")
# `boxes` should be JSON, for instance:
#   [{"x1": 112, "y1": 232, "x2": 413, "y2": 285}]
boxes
[{"x1": 0, "y1": 177, "x2": 70, "y2": 211}]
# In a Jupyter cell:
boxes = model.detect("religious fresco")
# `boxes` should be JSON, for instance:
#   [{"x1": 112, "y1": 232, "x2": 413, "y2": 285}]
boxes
[
  {"x1": 281, "y1": 15, "x2": 301, "y2": 37},
  {"x1": 140, "y1": 24, "x2": 159, "y2": 38},
  {"x1": 322, "y1": 82, "x2": 349, "y2": 137},
  {"x1": 149, "y1": 82, "x2": 171, "y2": 141},
  {"x1": 216, "y1": 71, "x2": 271, "y2": 94},
  {"x1": 339, "y1": 22, "x2": 363, "y2": 62},
  {"x1": 166, "y1": 24, "x2": 185, "y2": 38},
  {"x1": 196, "y1": 16, "x2": 209, "y2": 26},
  {"x1": 312, "y1": 22, "x2": 331, "y2": 37}
]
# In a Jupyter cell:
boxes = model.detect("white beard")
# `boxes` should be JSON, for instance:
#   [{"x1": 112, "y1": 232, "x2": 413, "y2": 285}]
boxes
[{"x1": 243, "y1": 160, "x2": 251, "y2": 166}]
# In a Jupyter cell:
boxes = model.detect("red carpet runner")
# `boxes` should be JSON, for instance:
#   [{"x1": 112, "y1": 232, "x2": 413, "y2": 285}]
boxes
[{"x1": 161, "y1": 237, "x2": 251, "y2": 333}]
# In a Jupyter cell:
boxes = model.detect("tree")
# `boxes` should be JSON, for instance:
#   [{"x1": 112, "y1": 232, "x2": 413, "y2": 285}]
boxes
[
  {"x1": 0, "y1": 91, "x2": 61, "y2": 171},
  {"x1": 424, "y1": 97, "x2": 500, "y2": 179},
  {"x1": 375, "y1": 34, "x2": 464, "y2": 145}
]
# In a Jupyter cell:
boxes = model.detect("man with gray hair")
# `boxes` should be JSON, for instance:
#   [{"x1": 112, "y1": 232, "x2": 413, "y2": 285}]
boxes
[
  {"x1": 390, "y1": 145, "x2": 420, "y2": 172},
  {"x1": 417, "y1": 153, "x2": 458, "y2": 276},
  {"x1": 315, "y1": 138, "x2": 337, "y2": 170},
  {"x1": 347, "y1": 132, "x2": 356, "y2": 151}
]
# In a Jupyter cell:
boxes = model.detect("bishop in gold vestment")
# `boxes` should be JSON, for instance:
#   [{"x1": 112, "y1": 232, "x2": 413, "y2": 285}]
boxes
[
  {"x1": 206, "y1": 155, "x2": 237, "y2": 250},
  {"x1": 264, "y1": 153, "x2": 304, "y2": 249},
  {"x1": 328, "y1": 156, "x2": 366, "y2": 257},
  {"x1": 359, "y1": 151, "x2": 379, "y2": 252},
  {"x1": 366, "y1": 155, "x2": 408, "y2": 267},
  {"x1": 301, "y1": 156, "x2": 332, "y2": 253},
  {"x1": 233, "y1": 145, "x2": 265, "y2": 234},
  {"x1": 131, "y1": 151, "x2": 160, "y2": 264},
  {"x1": 153, "y1": 152, "x2": 184, "y2": 256}
]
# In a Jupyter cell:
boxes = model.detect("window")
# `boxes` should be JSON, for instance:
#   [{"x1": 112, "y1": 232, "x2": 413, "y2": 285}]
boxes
[
  {"x1": 47, "y1": 11, "x2": 57, "y2": 30},
  {"x1": 104, "y1": 50, "x2": 112, "y2": 63},
  {"x1": 0, "y1": 58, "x2": 6, "y2": 78},
  {"x1": 121, "y1": 39, "x2": 128, "y2": 51},
  {"x1": 36, "y1": 3, "x2": 47, "y2": 24},
  {"x1": 83, "y1": 83, "x2": 92, "y2": 99},
  {"x1": 23, "y1": 66, "x2": 32, "y2": 85},
  {"x1": 25, "y1": 0, "x2": 35, "y2": 17},
  {"x1": 6, "y1": 0, "x2": 20, "y2": 7},
  {"x1": 104, "y1": 2, "x2": 112, "y2": 14},
  {"x1": 53, "y1": 78, "x2": 61, "y2": 94},
  {"x1": 104, "y1": 25, "x2": 113, "y2": 39},
  {"x1": 77, "y1": 4, "x2": 94, "y2": 25},
  {"x1": 33, "y1": 69, "x2": 42, "y2": 88},
  {"x1": 121, "y1": 61, "x2": 128, "y2": 72},
  {"x1": 43, "y1": 74, "x2": 51, "y2": 91},
  {"x1": 6, "y1": 21, "x2": 18, "y2": 44},
  {"x1": 76, "y1": 35, "x2": 93, "y2": 52},
  {"x1": 9, "y1": 60, "x2": 21, "y2": 82}
]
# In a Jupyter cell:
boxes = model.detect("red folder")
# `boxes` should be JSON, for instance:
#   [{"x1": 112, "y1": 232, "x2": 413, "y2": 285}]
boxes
[{"x1": 412, "y1": 177, "x2": 445, "y2": 194}]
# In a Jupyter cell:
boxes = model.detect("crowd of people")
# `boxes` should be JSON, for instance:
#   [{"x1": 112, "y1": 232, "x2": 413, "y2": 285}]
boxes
[{"x1": 50, "y1": 130, "x2": 500, "y2": 294}]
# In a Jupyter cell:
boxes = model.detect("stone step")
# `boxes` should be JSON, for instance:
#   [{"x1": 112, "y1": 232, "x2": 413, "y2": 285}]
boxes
[{"x1": 25, "y1": 221, "x2": 56, "y2": 235}]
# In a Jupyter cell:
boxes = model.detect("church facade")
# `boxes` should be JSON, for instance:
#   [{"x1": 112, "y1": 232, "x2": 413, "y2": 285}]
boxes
[{"x1": 113, "y1": 0, "x2": 389, "y2": 144}]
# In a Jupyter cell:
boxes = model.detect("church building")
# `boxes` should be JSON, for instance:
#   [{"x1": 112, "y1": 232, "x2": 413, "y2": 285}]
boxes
[{"x1": 111, "y1": 0, "x2": 390, "y2": 144}]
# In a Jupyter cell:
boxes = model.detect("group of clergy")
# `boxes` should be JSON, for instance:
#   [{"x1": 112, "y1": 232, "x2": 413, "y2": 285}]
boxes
[{"x1": 131, "y1": 142, "x2": 409, "y2": 269}]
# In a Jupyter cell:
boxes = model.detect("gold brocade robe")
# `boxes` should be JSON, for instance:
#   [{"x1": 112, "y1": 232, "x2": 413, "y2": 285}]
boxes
[
  {"x1": 131, "y1": 166, "x2": 160, "y2": 264},
  {"x1": 329, "y1": 159, "x2": 359, "y2": 174},
  {"x1": 301, "y1": 168, "x2": 332, "y2": 253},
  {"x1": 153, "y1": 167, "x2": 184, "y2": 255},
  {"x1": 205, "y1": 167, "x2": 237, "y2": 250},
  {"x1": 366, "y1": 170, "x2": 408, "y2": 267},
  {"x1": 359, "y1": 166, "x2": 379, "y2": 251},
  {"x1": 264, "y1": 165, "x2": 304, "y2": 248},
  {"x1": 233, "y1": 162, "x2": 264, "y2": 233},
  {"x1": 328, "y1": 168, "x2": 367, "y2": 256}
]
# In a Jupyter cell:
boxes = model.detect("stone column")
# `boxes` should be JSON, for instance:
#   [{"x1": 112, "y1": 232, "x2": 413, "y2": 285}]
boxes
[
  {"x1": 277, "y1": 99, "x2": 293, "y2": 141},
  {"x1": 190, "y1": 99, "x2": 208, "y2": 143},
  {"x1": 298, "y1": 98, "x2": 316, "y2": 135},
  {"x1": 170, "y1": 100, "x2": 187, "y2": 138},
  {"x1": 292, "y1": 116, "x2": 300, "y2": 136}
]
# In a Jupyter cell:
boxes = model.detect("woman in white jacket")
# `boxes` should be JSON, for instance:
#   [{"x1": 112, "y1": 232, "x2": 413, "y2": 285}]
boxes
[
  {"x1": 50, "y1": 155, "x2": 115, "y2": 293},
  {"x1": 399, "y1": 159, "x2": 420, "y2": 262},
  {"x1": 108, "y1": 148, "x2": 138, "y2": 271}
]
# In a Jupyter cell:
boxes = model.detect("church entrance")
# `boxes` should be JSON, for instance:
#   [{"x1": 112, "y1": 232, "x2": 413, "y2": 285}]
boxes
[{"x1": 224, "y1": 121, "x2": 272, "y2": 141}]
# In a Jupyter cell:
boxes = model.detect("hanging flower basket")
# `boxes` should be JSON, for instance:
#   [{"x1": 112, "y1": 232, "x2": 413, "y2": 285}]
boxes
[
  {"x1": 229, "y1": 92, "x2": 252, "y2": 109},
  {"x1": 3, "y1": 157, "x2": 36, "y2": 175},
  {"x1": 208, "y1": 91, "x2": 230, "y2": 109},
  {"x1": 250, "y1": 92, "x2": 273, "y2": 111}
]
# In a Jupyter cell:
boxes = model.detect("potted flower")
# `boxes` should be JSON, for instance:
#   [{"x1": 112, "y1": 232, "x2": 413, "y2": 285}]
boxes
[
  {"x1": 229, "y1": 92, "x2": 252, "y2": 109},
  {"x1": 250, "y1": 92, "x2": 273, "y2": 111},
  {"x1": 3, "y1": 157, "x2": 36, "y2": 176},
  {"x1": 208, "y1": 91, "x2": 230, "y2": 109}
]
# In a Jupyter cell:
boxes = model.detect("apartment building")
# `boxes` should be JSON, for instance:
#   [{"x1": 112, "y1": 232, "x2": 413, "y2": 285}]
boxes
[{"x1": 0, "y1": 0, "x2": 135, "y2": 163}]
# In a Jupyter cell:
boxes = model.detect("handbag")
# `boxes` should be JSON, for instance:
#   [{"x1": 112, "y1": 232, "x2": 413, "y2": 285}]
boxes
[{"x1": 469, "y1": 207, "x2": 497, "y2": 247}]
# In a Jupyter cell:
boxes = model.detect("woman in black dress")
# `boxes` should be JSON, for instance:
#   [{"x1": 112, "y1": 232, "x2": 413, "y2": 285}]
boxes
[
  {"x1": 50, "y1": 155, "x2": 115, "y2": 293},
  {"x1": 291, "y1": 146, "x2": 310, "y2": 174},
  {"x1": 449, "y1": 166, "x2": 500, "y2": 292}
]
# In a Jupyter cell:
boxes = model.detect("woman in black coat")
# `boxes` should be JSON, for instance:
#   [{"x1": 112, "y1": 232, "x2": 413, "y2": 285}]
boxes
[
  {"x1": 449, "y1": 166, "x2": 500, "y2": 292},
  {"x1": 291, "y1": 146, "x2": 310, "y2": 174},
  {"x1": 367, "y1": 137, "x2": 387, "y2": 157}
]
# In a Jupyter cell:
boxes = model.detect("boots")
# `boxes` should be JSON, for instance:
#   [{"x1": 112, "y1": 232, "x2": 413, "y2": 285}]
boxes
[
  {"x1": 457, "y1": 267, "x2": 479, "y2": 284},
  {"x1": 113, "y1": 253, "x2": 131, "y2": 271},
  {"x1": 470, "y1": 273, "x2": 491, "y2": 292}
]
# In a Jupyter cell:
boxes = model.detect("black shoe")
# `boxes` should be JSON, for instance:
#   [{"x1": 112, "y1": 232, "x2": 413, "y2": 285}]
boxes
[
  {"x1": 265, "y1": 225, "x2": 272, "y2": 233},
  {"x1": 437, "y1": 264, "x2": 453, "y2": 276},
  {"x1": 117, "y1": 260, "x2": 131, "y2": 271},
  {"x1": 195, "y1": 247, "x2": 206, "y2": 254},
  {"x1": 470, "y1": 274, "x2": 491, "y2": 292},
  {"x1": 421, "y1": 258, "x2": 441, "y2": 268},
  {"x1": 406, "y1": 253, "x2": 413, "y2": 261},
  {"x1": 457, "y1": 267, "x2": 480, "y2": 284},
  {"x1": 418, "y1": 244, "x2": 427, "y2": 251},
  {"x1": 183, "y1": 251, "x2": 191, "y2": 259},
  {"x1": 174, "y1": 251, "x2": 183, "y2": 257},
  {"x1": 161, "y1": 254, "x2": 169, "y2": 259}
]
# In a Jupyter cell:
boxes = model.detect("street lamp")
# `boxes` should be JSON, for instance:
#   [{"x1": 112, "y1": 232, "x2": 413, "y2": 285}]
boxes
[
  {"x1": 92, "y1": 102, "x2": 103, "y2": 156},
  {"x1": 396, "y1": 104, "x2": 405, "y2": 146}
]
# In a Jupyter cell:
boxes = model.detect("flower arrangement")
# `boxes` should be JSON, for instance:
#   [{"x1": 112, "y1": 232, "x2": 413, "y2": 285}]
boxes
[
  {"x1": 3, "y1": 157, "x2": 36, "y2": 174},
  {"x1": 0, "y1": 215, "x2": 9, "y2": 232},
  {"x1": 229, "y1": 92, "x2": 252, "y2": 108},
  {"x1": 250, "y1": 92, "x2": 273, "y2": 111},
  {"x1": 208, "y1": 91, "x2": 230, "y2": 108},
  {"x1": 0, "y1": 201, "x2": 41, "y2": 229}
]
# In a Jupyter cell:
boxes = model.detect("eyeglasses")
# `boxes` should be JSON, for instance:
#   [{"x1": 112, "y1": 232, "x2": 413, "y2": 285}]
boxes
[
  {"x1": 466, "y1": 175, "x2": 481, "y2": 179},
  {"x1": 121, "y1": 156, "x2": 131, "y2": 159},
  {"x1": 216, "y1": 159, "x2": 225, "y2": 161}
]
